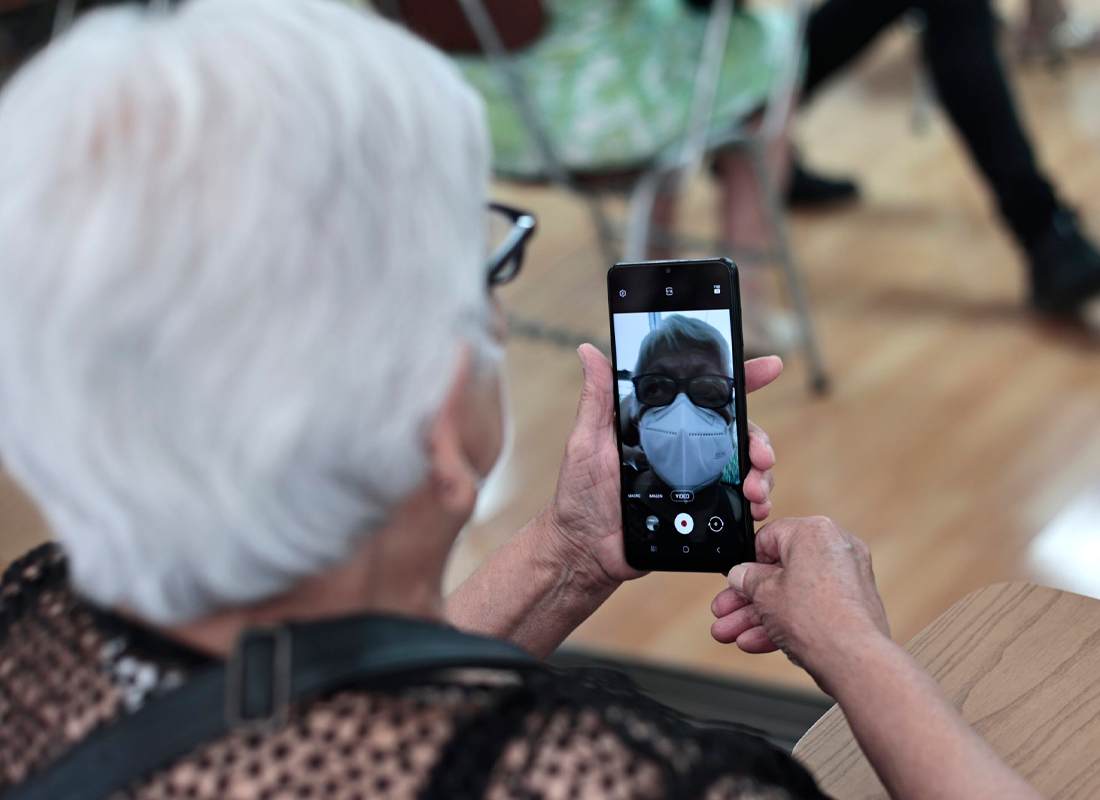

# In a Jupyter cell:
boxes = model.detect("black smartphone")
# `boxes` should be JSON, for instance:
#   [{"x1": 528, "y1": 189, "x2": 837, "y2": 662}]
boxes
[{"x1": 607, "y1": 258, "x2": 753, "y2": 573}]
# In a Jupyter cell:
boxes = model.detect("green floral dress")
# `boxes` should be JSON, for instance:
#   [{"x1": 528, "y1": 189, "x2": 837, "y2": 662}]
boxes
[{"x1": 456, "y1": 0, "x2": 796, "y2": 177}]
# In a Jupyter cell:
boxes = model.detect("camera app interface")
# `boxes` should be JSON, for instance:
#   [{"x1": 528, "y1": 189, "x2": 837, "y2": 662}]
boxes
[{"x1": 614, "y1": 307, "x2": 744, "y2": 560}]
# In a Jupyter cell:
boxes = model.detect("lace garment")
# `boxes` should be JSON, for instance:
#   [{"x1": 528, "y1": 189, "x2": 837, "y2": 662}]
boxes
[{"x1": 0, "y1": 545, "x2": 828, "y2": 800}]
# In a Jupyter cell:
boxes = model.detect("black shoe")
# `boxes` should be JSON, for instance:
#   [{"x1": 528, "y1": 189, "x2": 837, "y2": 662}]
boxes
[
  {"x1": 1028, "y1": 211, "x2": 1100, "y2": 316},
  {"x1": 786, "y1": 161, "x2": 860, "y2": 209}
]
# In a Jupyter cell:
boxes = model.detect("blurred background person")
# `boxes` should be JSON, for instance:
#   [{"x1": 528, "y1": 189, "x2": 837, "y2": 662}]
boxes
[
  {"x1": 794, "y1": 0, "x2": 1100, "y2": 320},
  {"x1": 415, "y1": 0, "x2": 1099, "y2": 341}
]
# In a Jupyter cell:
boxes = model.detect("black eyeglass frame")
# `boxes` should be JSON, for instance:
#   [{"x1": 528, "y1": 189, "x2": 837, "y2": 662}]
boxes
[
  {"x1": 486, "y1": 203, "x2": 537, "y2": 287},
  {"x1": 631, "y1": 373, "x2": 736, "y2": 410}
]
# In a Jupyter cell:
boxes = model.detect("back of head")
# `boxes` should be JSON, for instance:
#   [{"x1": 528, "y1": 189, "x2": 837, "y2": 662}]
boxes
[{"x1": 0, "y1": 0, "x2": 491, "y2": 623}]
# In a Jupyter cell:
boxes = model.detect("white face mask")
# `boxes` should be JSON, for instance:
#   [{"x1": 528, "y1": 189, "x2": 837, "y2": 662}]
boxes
[{"x1": 638, "y1": 393, "x2": 734, "y2": 492}]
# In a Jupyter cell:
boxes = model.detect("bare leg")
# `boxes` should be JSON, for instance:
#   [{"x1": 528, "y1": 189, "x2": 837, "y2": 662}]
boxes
[
  {"x1": 1027, "y1": 0, "x2": 1067, "y2": 27},
  {"x1": 646, "y1": 190, "x2": 676, "y2": 262},
  {"x1": 714, "y1": 135, "x2": 793, "y2": 356}
]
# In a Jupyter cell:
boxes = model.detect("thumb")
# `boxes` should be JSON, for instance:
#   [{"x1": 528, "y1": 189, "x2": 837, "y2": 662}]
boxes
[
  {"x1": 573, "y1": 344, "x2": 614, "y2": 433},
  {"x1": 728, "y1": 562, "x2": 781, "y2": 601},
  {"x1": 744, "y1": 356, "x2": 783, "y2": 394}
]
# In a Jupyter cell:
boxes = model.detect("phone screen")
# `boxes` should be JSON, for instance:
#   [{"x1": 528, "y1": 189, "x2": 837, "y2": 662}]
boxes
[{"x1": 607, "y1": 259, "x2": 753, "y2": 572}]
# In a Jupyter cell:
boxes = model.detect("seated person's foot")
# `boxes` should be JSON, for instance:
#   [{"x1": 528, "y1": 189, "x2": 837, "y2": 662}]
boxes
[
  {"x1": 1028, "y1": 210, "x2": 1100, "y2": 317},
  {"x1": 786, "y1": 160, "x2": 860, "y2": 209}
]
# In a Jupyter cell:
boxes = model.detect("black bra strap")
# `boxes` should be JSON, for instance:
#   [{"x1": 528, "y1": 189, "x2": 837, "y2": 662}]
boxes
[{"x1": 3, "y1": 615, "x2": 538, "y2": 800}]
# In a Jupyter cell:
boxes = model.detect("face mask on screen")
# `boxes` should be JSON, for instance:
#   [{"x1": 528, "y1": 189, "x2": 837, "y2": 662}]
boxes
[{"x1": 638, "y1": 393, "x2": 733, "y2": 492}]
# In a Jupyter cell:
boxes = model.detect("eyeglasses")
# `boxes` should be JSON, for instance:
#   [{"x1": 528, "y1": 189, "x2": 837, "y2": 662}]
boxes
[
  {"x1": 632, "y1": 374, "x2": 735, "y2": 409},
  {"x1": 486, "y1": 203, "x2": 536, "y2": 288}
]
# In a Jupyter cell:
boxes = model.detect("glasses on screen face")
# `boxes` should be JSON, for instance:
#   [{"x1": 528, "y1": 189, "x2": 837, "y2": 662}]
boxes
[
  {"x1": 632, "y1": 374, "x2": 735, "y2": 409},
  {"x1": 485, "y1": 203, "x2": 537, "y2": 288}
]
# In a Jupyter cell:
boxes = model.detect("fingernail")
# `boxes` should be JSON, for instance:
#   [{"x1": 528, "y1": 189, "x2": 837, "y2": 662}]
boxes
[
  {"x1": 577, "y1": 347, "x2": 586, "y2": 376},
  {"x1": 728, "y1": 565, "x2": 746, "y2": 596},
  {"x1": 766, "y1": 442, "x2": 775, "y2": 462}
]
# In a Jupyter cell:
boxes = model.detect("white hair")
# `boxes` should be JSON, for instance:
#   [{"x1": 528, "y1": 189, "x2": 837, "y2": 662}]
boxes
[{"x1": 0, "y1": 0, "x2": 493, "y2": 623}]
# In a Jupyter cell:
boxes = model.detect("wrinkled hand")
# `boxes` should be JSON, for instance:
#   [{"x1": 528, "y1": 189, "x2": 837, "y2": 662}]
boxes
[
  {"x1": 542, "y1": 343, "x2": 783, "y2": 590},
  {"x1": 709, "y1": 516, "x2": 891, "y2": 689}
]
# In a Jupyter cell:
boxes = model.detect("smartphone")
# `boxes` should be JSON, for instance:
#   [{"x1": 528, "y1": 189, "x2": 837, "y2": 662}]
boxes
[{"x1": 607, "y1": 258, "x2": 753, "y2": 573}]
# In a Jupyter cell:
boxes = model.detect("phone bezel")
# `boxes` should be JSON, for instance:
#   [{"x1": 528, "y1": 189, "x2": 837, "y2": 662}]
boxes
[{"x1": 607, "y1": 258, "x2": 753, "y2": 574}]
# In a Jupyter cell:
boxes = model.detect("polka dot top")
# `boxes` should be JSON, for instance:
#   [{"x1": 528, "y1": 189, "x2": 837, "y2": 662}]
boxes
[{"x1": 0, "y1": 545, "x2": 827, "y2": 800}]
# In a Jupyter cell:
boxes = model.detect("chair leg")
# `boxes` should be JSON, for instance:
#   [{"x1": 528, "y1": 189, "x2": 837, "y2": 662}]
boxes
[
  {"x1": 585, "y1": 195, "x2": 621, "y2": 266},
  {"x1": 747, "y1": 143, "x2": 829, "y2": 394},
  {"x1": 911, "y1": 65, "x2": 936, "y2": 136},
  {"x1": 904, "y1": 12, "x2": 936, "y2": 136},
  {"x1": 623, "y1": 169, "x2": 667, "y2": 262}
]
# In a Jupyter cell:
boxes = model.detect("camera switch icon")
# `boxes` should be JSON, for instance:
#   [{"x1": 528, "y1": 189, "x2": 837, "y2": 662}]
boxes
[{"x1": 665, "y1": 287, "x2": 673, "y2": 296}]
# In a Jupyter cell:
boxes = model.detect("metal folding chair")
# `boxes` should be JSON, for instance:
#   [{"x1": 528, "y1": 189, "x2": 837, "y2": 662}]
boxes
[{"x1": 455, "y1": 0, "x2": 829, "y2": 393}]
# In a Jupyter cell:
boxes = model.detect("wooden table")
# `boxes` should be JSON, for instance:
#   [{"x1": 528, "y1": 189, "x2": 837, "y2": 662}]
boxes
[{"x1": 793, "y1": 583, "x2": 1100, "y2": 800}]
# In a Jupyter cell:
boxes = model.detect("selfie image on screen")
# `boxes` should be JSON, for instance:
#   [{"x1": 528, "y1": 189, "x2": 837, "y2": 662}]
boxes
[{"x1": 615, "y1": 310, "x2": 742, "y2": 551}]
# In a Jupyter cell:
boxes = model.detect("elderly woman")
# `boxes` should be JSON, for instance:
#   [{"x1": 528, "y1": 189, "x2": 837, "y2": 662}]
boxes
[
  {"x1": 0, "y1": 2, "x2": 1040, "y2": 799},
  {"x1": 620, "y1": 315, "x2": 747, "y2": 543}
]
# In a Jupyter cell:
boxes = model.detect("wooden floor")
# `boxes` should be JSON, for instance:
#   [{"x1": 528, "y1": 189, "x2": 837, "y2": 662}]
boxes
[{"x1": 3, "y1": 15, "x2": 1100, "y2": 694}]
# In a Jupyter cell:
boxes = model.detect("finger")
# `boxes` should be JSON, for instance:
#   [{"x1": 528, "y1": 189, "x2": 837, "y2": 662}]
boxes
[
  {"x1": 752, "y1": 517, "x2": 803, "y2": 565},
  {"x1": 736, "y1": 625, "x2": 779, "y2": 654},
  {"x1": 711, "y1": 605, "x2": 762, "y2": 644},
  {"x1": 745, "y1": 356, "x2": 783, "y2": 394},
  {"x1": 573, "y1": 344, "x2": 615, "y2": 435},
  {"x1": 750, "y1": 500, "x2": 772, "y2": 522},
  {"x1": 711, "y1": 587, "x2": 749, "y2": 618},
  {"x1": 727, "y1": 562, "x2": 781, "y2": 600},
  {"x1": 747, "y1": 422, "x2": 775, "y2": 472},
  {"x1": 743, "y1": 467, "x2": 774, "y2": 505}
]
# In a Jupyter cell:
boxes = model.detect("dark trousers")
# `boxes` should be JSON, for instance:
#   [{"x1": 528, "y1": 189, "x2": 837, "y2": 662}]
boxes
[{"x1": 803, "y1": 0, "x2": 1060, "y2": 248}]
